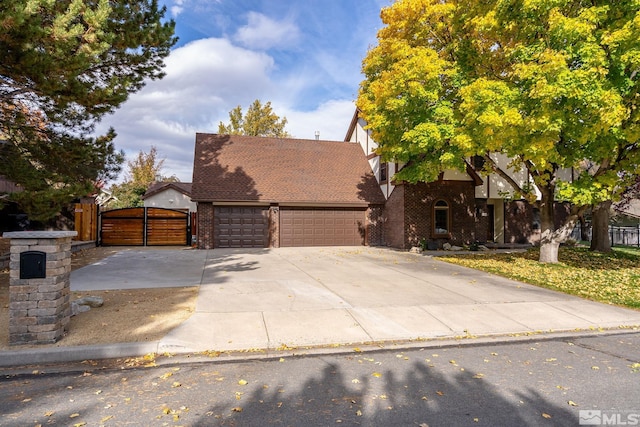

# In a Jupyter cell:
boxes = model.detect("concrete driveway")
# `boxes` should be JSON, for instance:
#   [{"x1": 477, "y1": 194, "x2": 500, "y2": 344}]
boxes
[{"x1": 71, "y1": 246, "x2": 640, "y2": 353}]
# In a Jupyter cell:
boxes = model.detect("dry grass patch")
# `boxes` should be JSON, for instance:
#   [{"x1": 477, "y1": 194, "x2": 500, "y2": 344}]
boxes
[
  {"x1": 0, "y1": 244, "x2": 198, "y2": 350},
  {"x1": 0, "y1": 287, "x2": 198, "y2": 350}
]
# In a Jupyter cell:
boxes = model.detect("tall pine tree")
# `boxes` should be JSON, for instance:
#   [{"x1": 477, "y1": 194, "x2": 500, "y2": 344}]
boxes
[{"x1": 0, "y1": 0, "x2": 177, "y2": 221}]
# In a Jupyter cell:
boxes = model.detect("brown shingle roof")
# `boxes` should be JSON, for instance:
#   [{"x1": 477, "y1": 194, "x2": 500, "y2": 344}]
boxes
[
  {"x1": 191, "y1": 133, "x2": 385, "y2": 205},
  {"x1": 142, "y1": 182, "x2": 192, "y2": 200}
]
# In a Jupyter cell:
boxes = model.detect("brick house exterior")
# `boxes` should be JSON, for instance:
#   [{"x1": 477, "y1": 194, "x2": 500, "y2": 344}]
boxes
[
  {"x1": 189, "y1": 114, "x2": 574, "y2": 251},
  {"x1": 384, "y1": 180, "x2": 479, "y2": 249},
  {"x1": 344, "y1": 109, "x2": 574, "y2": 249},
  {"x1": 191, "y1": 133, "x2": 386, "y2": 249}
]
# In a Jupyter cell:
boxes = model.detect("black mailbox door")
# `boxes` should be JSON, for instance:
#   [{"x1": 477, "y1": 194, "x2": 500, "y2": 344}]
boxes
[{"x1": 20, "y1": 251, "x2": 47, "y2": 279}]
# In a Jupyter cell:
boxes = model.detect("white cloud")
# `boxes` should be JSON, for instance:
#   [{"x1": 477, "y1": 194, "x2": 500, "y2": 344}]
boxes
[
  {"x1": 168, "y1": 0, "x2": 185, "y2": 17},
  {"x1": 96, "y1": 38, "x2": 279, "y2": 182},
  {"x1": 234, "y1": 12, "x2": 300, "y2": 50},
  {"x1": 283, "y1": 99, "x2": 356, "y2": 141},
  {"x1": 96, "y1": 1, "x2": 378, "y2": 184}
]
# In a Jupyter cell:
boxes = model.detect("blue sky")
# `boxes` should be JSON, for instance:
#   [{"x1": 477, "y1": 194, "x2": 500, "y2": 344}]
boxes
[{"x1": 96, "y1": 0, "x2": 390, "y2": 182}]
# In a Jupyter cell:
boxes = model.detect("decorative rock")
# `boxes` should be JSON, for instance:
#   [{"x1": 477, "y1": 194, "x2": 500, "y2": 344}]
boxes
[
  {"x1": 450, "y1": 245, "x2": 463, "y2": 251},
  {"x1": 71, "y1": 302, "x2": 91, "y2": 316},
  {"x1": 75, "y1": 296, "x2": 104, "y2": 308},
  {"x1": 442, "y1": 243, "x2": 452, "y2": 251},
  {"x1": 409, "y1": 246, "x2": 422, "y2": 254}
]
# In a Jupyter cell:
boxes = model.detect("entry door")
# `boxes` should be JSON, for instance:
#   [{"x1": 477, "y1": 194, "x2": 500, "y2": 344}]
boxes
[{"x1": 487, "y1": 204, "x2": 495, "y2": 242}]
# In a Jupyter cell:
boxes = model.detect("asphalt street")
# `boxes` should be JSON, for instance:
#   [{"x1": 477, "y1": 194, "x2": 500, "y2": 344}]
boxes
[{"x1": 1, "y1": 332, "x2": 638, "y2": 426}]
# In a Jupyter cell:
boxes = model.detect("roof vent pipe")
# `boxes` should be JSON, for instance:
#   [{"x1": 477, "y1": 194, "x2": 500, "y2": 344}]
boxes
[{"x1": 314, "y1": 130, "x2": 320, "y2": 140}]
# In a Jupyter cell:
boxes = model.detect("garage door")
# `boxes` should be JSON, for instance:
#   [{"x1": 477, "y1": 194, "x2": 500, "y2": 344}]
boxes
[
  {"x1": 280, "y1": 208, "x2": 365, "y2": 247},
  {"x1": 214, "y1": 206, "x2": 268, "y2": 248}
]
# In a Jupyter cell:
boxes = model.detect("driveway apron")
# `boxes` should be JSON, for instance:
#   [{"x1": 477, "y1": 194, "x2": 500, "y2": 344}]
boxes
[{"x1": 149, "y1": 247, "x2": 640, "y2": 353}]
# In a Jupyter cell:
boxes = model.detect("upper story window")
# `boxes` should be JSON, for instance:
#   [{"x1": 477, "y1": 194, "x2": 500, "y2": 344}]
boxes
[
  {"x1": 472, "y1": 155, "x2": 485, "y2": 171},
  {"x1": 380, "y1": 162, "x2": 388, "y2": 183},
  {"x1": 433, "y1": 200, "x2": 450, "y2": 236}
]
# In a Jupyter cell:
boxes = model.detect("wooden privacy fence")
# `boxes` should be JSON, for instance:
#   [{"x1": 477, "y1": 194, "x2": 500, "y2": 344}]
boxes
[
  {"x1": 74, "y1": 203, "x2": 98, "y2": 241},
  {"x1": 100, "y1": 207, "x2": 190, "y2": 246}
]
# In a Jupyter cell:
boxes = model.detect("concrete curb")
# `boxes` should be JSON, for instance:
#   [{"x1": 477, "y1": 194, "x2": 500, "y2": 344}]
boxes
[
  {"x1": 0, "y1": 342, "x2": 159, "y2": 367},
  {"x1": 1, "y1": 327, "x2": 637, "y2": 369}
]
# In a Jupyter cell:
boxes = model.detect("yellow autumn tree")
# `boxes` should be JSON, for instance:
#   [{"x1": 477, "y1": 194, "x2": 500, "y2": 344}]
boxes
[
  {"x1": 218, "y1": 100, "x2": 291, "y2": 138},
  {"x1": 358, "y1": 0, "x2": 640, "y2": 263}
]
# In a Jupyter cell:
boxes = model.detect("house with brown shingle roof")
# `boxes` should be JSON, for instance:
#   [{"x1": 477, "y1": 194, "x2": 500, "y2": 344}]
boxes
[
  {"x1": 191, "y1": 133, "x2": 385, "y2": 249},
  {"x1": 344, "y1": 109, "x2": 576, "y2": 249},
  {"x1": 142, "y1": 181, "x2": 196, "y2": 212}
]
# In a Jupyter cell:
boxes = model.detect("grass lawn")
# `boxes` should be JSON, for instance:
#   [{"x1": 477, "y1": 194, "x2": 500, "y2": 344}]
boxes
[{"x1": 438, "y1": 246, "x2": 640, "y2": 309}]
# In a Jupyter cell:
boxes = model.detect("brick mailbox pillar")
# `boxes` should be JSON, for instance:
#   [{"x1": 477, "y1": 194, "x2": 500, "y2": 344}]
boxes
[{"x1": 3, "y1": 231, "x2": 77, "y2": 345}]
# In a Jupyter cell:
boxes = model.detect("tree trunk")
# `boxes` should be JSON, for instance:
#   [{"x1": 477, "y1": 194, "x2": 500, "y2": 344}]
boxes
[
  {"x1": 590, "y1": 201, "x2": 612, "y2": 253},
  {"x1": 538, "y1": 188, "x2": 560, "y2": 263},
  {"x1": 579, "y1": 214, "x2": 589, "y2": 242},
  {"x1": 538, "y1": 186, "x2": 579, "y2": 263},
  {"x1": 539, "y1": 238, "x2": 560, "y2": 263}
]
